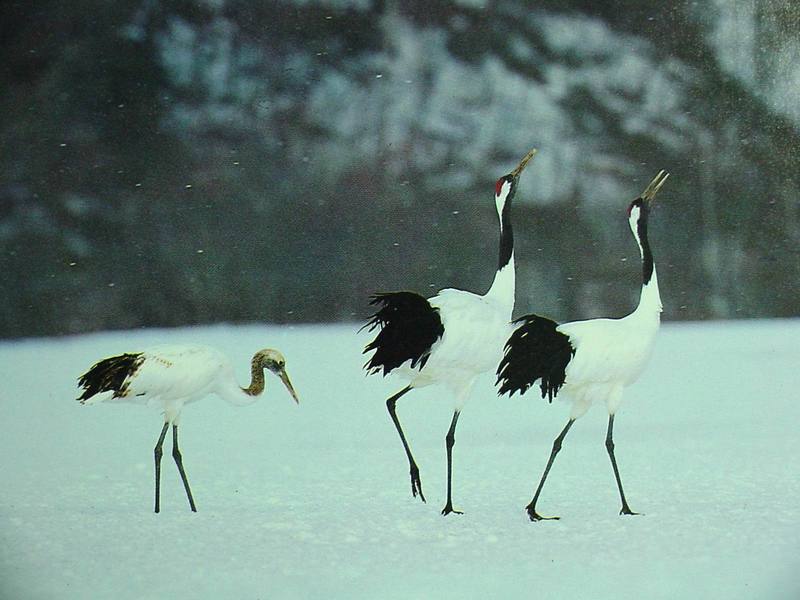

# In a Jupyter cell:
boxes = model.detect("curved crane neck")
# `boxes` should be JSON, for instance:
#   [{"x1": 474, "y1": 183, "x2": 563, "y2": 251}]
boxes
[
  {"x1": 243, "y1": 361, "x2": 266, "y2": 396},
  {"x1": 215, "y1": 361, "x2": 264, "y2": 406}
]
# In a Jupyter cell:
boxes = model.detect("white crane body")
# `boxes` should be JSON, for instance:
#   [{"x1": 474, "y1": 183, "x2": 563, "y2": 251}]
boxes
[
  {"x1": 390, "y1": 286, "x2": 514, "y2": 403},
  {"x1": 77, "y1": 343, "x2": 299, "y2": 513},
  {"x1": 557, "y1": 276, "x2": 661, "y2": 417},
  {"x1": 81, "y1": 345, "x2": 246, "y2": 419}
]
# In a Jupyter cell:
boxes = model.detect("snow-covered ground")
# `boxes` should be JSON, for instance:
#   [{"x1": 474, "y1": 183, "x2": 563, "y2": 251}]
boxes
[{"x1": 0, "y1": 320, "x2": 798, "y2": 599}]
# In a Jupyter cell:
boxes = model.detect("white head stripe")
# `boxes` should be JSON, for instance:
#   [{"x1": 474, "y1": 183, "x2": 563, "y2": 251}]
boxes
[{"x1": 496, "y1": 180, "x2": 512, "y2": 218}]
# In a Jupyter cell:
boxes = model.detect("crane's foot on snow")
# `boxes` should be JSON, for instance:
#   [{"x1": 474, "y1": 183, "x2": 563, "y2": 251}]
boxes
[
  {"x1": 410, "y1": 465, "x2": 426, "y2": 503},
  {"x1": 526, "y1": 505, "x2": 559, "y2": 522},
  {"x1": 620, "y1": 505, "x2": 641, "y2": 516},
  {"x1": 441, "y1": 503, "x2": 464, "y2": 516}
]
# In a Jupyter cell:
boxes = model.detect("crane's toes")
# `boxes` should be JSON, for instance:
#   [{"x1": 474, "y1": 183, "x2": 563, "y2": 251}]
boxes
[
  {"x1": 526, "y1": 506, "x2": 559, "y2": 522},
  {"x1": 412, "y1": 485, "x2": 426, "y2": 503},
  {"x1": 441, "y1": 504, "x2": 464, "y2": 516},
  {"x1": 410, "y1": 471, "x2": 426, "y2": 503},
  {"x1": 620, "y1": 506, "x2": 642, "y2": 516}
]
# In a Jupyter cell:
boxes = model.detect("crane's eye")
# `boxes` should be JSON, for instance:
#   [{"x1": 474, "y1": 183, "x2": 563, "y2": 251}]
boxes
[{"x1": 265, "y1": 358, "x2": 284, "y2": 371}]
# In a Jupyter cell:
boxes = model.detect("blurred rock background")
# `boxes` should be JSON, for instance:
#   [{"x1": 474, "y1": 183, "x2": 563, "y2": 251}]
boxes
[{"x1": 1, "y1": 0, "x2": 798, "y2": 338}]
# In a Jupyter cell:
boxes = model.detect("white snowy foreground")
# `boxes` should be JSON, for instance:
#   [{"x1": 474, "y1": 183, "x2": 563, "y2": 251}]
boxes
[{"x1": 0, "y1": 320, "x2": 798, "y2": 599}]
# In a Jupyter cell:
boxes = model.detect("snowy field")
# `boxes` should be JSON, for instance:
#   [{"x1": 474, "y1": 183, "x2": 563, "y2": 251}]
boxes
[{"x1": 0, "y1": 319, "x2": 798, "y2": 599}]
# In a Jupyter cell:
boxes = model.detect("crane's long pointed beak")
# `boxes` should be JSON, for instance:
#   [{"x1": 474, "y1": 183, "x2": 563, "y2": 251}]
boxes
[
  {"x1": 278, "y1": 369, "x2": 300, "y2": 404},
  {"x1": 510, "y1": 148, "x2": 537, "y2": 178},
  {"x1": 642, "y1": 170, "x2": 669, "y2": 202}
]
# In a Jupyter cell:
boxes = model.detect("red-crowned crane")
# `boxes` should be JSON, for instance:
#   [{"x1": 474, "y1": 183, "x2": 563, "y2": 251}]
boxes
[
  {"x1": 77, "y1": 345, "x2": 300, "y2": 513},
  {"x1": 363, "y1": 149, "x2": 537, "y2": 516},
  {"x1": 496, "y1": 170, "x2": 669, "y2": 521}
]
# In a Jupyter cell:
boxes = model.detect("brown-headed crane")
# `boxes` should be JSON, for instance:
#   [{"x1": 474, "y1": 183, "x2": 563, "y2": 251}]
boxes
[{"x1": 77, "y1": 345, "x2": 299, "y2": 513}]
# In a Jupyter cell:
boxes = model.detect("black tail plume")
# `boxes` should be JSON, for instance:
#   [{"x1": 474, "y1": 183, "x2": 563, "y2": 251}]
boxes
[
  {"x1": 363, "y1": 292, "x2": 444, "y2": 376},
  {"x1": 77, "y1": 353, "x2": 143, "y2": 402},
  {"x1": 496, "y1": 314, "x2": 574, "y2": 400}
]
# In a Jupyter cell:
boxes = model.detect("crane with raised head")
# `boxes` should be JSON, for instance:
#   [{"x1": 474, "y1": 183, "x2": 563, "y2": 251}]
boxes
[
  {"x1": 497, "y1": 170, "x2": 669, "y2": 521},
  {"x1": 363, "y1": 149, "x2": 537, "y2": 515}
]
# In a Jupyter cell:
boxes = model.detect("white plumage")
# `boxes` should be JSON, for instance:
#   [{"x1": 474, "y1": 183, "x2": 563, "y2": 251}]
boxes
[
  {"x1": 363, "y1": 149, "x2": 536, "y2": 515},
  {"x1": 497, "y1": 170, "x2": 668, "y2": 521},
  {"x1": 77, "y1": 344, "x2": 299, "y2": 513},
  {"x1": 556, "y1": 275, "x2": 661, "y2": 418},
  {"x1": 392, "y1": 286, "x2": 516, "y2": 401}
]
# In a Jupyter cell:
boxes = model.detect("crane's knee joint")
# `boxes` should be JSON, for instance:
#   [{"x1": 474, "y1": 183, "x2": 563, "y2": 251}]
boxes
[{"x1": 605, "y1": 438, "x2": 615, "y2": 452}]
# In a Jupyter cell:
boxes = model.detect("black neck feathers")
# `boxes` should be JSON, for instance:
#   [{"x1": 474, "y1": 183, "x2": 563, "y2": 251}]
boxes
[
  {"x1": 638, "y1": 205, "x2": 654, "y2": 285},
  {"x1": 497, "y1": 183, "x2": 515, "y2": 271}
]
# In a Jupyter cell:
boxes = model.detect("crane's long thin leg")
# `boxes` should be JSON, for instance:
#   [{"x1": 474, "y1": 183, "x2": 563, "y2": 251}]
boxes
[
  {"x1": 172, "y1": 425, "x2": 197, "y2": 512},
  {"x1": 386, "y1": 385, "x2": 425, "y2": 502},
  {"x1": 526, "y1": 418, "x2": 575, "y2": 522},
  {"x1": 605, "y1": 414, "x2": 638, "y2": 516},
  {"x1": 441, "y1": 410, "x2": 463, "y2": 516},
  {"x1": 154, "y1": 422, "x2": 169, "y2": 514}
]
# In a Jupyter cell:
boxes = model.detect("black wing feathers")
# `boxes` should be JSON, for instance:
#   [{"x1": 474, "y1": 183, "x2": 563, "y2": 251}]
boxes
[
  {"x1": 496, "y1": 314, "x2": 574, "y2": 401},
  {"x1": 363, "y1": 292, "x2": 444, "y2": 376},
  {"x1": 77, "y1": 353, "x2": 143, "y2": 402}
]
